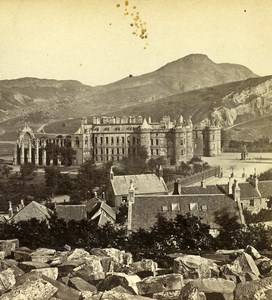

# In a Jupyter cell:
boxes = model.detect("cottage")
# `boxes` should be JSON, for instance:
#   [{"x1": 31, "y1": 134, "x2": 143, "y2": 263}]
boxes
[
  {"x1": 9, "y1": 201, "x2": 53, "y2": 223},
  {"x1": 109, "y1": 167, "x2": 168, "y2": 208}
]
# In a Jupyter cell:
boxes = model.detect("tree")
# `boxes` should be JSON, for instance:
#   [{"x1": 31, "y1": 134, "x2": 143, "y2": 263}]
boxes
[
  {"x1": 116, "y1": 203, "x2": 128, "y2": 226},
  {"x1": 18, "y1": 163, "x2": 37, "y2": 200},
  {"x1": 259, "y1": 169, "x2": 272, "y2": 181},
  {"x1": 44, "y1": 166, "x2": 61, "y2": 196}
]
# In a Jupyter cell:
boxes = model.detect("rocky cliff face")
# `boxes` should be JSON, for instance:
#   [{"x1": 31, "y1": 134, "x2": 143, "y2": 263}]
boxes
[{"x1": 215, "y1": 78, "x2": 272, "y2": 126}]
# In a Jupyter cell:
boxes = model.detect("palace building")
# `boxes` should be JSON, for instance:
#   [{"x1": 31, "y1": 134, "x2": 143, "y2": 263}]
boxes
[{"x1": 14, "y1": 115, "x2": 221, "y2": 166}]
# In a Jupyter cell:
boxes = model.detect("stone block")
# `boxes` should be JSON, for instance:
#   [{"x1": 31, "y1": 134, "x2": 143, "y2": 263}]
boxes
[
  {"x1": 0, "y1": 278, "x2": 57, "y2": 300},
  {"x1": 31, "y1": 267, "x2": 58, "y2": 280},
  {"x1": 178, "y1": 282, "x2": 207, "y2": 300},
  {"x1": 42, "y1": 275, "x2": 81, "y2": 300},
  {"x1": 18, "y1": 261, "x2": 50, "y2": 273},
  {"x1": 98, "y1": 272, "x2": 141, "y2": 295},
  {"x1": 68, "y1": 276, "x2": 97, "y2": 293},
  {"x1": 137, "y1": 273, "x2": 183, "y2": 295},
  {"x1": 0, "y1": 269, "x2": 16, "y2": 295}
]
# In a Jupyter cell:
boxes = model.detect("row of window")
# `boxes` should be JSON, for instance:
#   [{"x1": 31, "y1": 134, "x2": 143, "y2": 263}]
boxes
[
  {"x1": 94, "y1": 136, "x2": 139, "y2": 145},
  {"x1": 95, "y1": 148, "x2": 126, "y2": 155},
  {"x1": 161, "y1": 203, "x2": 208, "y2": 212}
]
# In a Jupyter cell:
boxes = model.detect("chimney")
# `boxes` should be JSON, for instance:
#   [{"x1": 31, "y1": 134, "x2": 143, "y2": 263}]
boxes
[
  {"x1": 172, "y1": 180, "x2": 179, "y2": 195},
  {"x1": 8, "y1": 201, "x2": 13, "y2": 218},
  {"x1": 252, "y1": 169, "x2": 259, "y2": 189},
  {"x1": 228, "y1": 177, "x2": 234, "y2": 194},
  {"x1": 21, "y1": 199, "x2": 25, "y2": 208},
  {"x1": 94, "y1": 191, "x2": 98, "y2": 198},
  {"x1": 102, "y1": 192, "x2": 105, "y2": 201},
  {"x1": 158, "y1": 165, "x2": 163, "y2": 179},
  {"x1": 110, "y1": 166, "x2": 114, "y2": 180},
  {"x1": 200, "y1": 176, "x2": 206, "y2": 188},
  {"x1": 232, "y1": 179, "x2": 241, "y2": 202},
  {"x1": 127, "y1": 180, "x2": 136, "y2": 234}
]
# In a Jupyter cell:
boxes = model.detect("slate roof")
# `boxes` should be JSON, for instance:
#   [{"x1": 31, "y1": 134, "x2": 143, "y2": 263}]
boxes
[
  {"x1": 56, "y1": 205, "x2": 87, "y2": 222},
  {"x1": 88, "y1": 201, "x2": 116, "y2": 226},
  {"x1": 111, "y1": 174, "x2": 168, "y2": 196},
  {"x1": 131, "y1": 194, "x2": 239, "y2": 231},
  {"x1": 10, "y1": 201, "x2": 53, "y2": 223},
  {"x1": 180, "y1": 182, "x2": 261, "y2": 199},
  {"x1": 180, "y1": 185, "x2": 225, "y2": 195},
  {"x1": 258, "y1": 181, "x2": 272, "y2": 198}
]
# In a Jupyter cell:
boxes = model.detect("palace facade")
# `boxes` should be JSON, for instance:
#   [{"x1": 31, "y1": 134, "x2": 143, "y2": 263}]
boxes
[{"x1": 14, "y1": 115, "x2": 221, "y2": 166}]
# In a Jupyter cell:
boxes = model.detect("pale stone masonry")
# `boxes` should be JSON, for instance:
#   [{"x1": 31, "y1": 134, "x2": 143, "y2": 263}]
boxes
[{"x1": 14, "y1": 115, "x2": 221, "y2": 166}]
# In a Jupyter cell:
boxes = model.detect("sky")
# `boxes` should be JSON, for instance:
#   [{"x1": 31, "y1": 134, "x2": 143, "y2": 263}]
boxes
[{"x1": 0, "y1": 0, "x2": 271, "y2": 86}]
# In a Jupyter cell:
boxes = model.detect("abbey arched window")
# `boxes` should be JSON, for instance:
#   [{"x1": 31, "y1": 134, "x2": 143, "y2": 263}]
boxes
[
  {"x1": 75, "y1": 137, "x2": 80, "y2": 147},
  {"x1": 85, "y1": 137, "x2": 88, "y2": 146}
]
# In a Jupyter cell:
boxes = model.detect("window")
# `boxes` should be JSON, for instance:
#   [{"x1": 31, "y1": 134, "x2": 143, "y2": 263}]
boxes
[
  {"x1": 201, "y1": 205, "x2": 208, "y2": 211},
  {"x1": 117, "y1": 148, "x2": 119, "y2": 155},
  {"x1": 106, "y1": 137, "x2": 109, "y2": 144},
  {"x1": 100, "y1": 137, "x2": 103, "y2": 144},
  {"x1": 106, "y1": 149, "x2": 109, "y2": 155},
  {"x1": 181, "y1": 140, "x2": 184, "y2": 146},
  {"x1": 151, "y1": 139, "x2": 153, "y2": 145},
  {"x1": 171, "y1": 203, "x2": 180, "y2": 211},
  {"x1": 161, "y1": 205, "x2": 168, "y2": 211},
  {"x1": 95, "y1": 137, "x2": 97, "y2": 144},
  {"x1": 189, "y1": 203, "x2": 199, "y2": 211},
  {"x1": 117, "y1": 137, "x2": 119, "y2": 144},
  {"x1": 181, "y1": 150, "x2": 184, "y2": 155},
  {"x1": 111, "y1": 137, "x2": 114, "y2": 145},
  {"x1": 156, "y1": 149, "x2": 159, "y2": 155},
  {"x1": 122, "y1": 137, "x2": 125, "y2": 144},
  {"x1": 156, "y1": 139, "x2": 159, "y2": 145},
  {"x1": 122, "y1": 196, "x2": 128, "y2": 203},
  {"x1": 250, "y1": 199, "x2": 255, "y2": 207},
  {"x1": 151, "y1": 149, "x2": 154, "y2": 155},
  {"x1": 133, "y1": 137, "x2": 136, "y2": 144},
  {"x1": 122, "y1": 148, "x2": 125, "y2": 154}
]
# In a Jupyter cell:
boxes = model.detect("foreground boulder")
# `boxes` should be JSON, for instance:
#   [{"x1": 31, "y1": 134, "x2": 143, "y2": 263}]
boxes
[
  {"x1": 186, "y1": 278, "x2": 235, "y2": 298},
  {"x1": 69, "y1": 276, "x2": 97, "y2": 293},
  {"x1": 42, "y1": 275, "x2": 81, "y2": 300},
  {"x1": 173, "y1": 255, "x2": 217, "y2": 279},
  {"x1": 30, "y1": 248, "x2": 56, "y2": 263},
  {"x1": 0, "y1": 278, "x2": 57, "y2": 300},
  {"x1": 178, "y1": 282, "x2": 206, "y2": 300},
  {"x1": 129, "y1": 259, "x2": 158, "y2": 277},
  {"x1": 30, "y1": 267, "x2": 58, "y2": 280},
  {"x1": 97, "y1": 272, "x2": 141, "y2": 295},
  {"x1": 18, "y1": 261, "x2": 50, "y2": 273},
  {"x1": 137, "y1": 273, "x2": 183, "y2": 296},
  {"x1": 234, "y1": 276, "x2": 272, "y2": 300},
  {"x1": 102, "y1": 248, "x2": 133, "y2": 265},
  {"x1": 0, "y1": 240, "x2": 19, "y2": 257},
  {"x1": 91, "y1": 291, "x2": 154, "y2": 300},
  {"x1": 0, "y1": 269, "x2": 16, "y2": 295}
]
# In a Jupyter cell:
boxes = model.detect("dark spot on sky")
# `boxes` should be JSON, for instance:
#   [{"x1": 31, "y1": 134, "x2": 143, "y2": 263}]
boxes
[
  {"x1": 129, "y1": 74, "x2": 133, "y2": 78},
  {"x1": 244, "y1": 9, "x2": 246, "y2": 12}
]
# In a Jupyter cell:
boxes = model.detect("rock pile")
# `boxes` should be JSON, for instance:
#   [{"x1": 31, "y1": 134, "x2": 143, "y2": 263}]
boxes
[{"x1": 0, "y1": 240, "x2": 271, "y2": 299}]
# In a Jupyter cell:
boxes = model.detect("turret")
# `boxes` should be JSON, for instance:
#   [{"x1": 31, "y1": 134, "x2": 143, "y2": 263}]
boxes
[{"x1": 140, "y1": 117, "x2": 152, "y2": 158}]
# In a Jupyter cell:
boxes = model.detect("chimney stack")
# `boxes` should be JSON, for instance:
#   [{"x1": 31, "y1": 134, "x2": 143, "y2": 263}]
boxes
[
  {"x1": 173, "y1": 180, "x2": 179, "y2": 195},
  {"x1": 228, "y1": 177, "x2": 234, "y2": 194},
  {"x1": 21, "y1": 199, "x2": 25, "y2": 208},
  {"x1": 94, "y1": 191, "x2": 98, "y2": 198},
  {"x1": 8, "y1": 201, "x2": 13, "y2": 218},
  {"x1": 200, "y1": 176, "x2": 206, "y2": 188},
  {"x1": 158, "y1": 165, "x2": 163, "y2": 179},
  {"x1": 127, "y1": 180, "x2": 136, "y2": 234},
  {"x1": 232, "y1": 179, "x2": 241, "y2": 202},
  {"x1": 110, "y1": 166, "x2": 114, "y2": 180}
]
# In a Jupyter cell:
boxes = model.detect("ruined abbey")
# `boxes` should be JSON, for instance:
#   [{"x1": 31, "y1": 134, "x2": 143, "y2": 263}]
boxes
[{"x1": 14, "y1": 115, "x2": 221, "y2": 166}]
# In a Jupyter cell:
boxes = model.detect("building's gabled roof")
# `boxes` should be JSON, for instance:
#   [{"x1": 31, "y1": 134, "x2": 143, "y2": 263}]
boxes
[
  {"x1": 258, "y1": 181, "x2": 272, "y2": 198},
  {"x1": 111, "y1": 173, "x2": 168, "y2": 196},
  {"x1": 86, "y1": 197, "x2": 101, "y2": 213},
  {"x1": 131, "y1": 194, "x2": 239, "y2": 231},
  {"x1": 56, "y1": 205, "x2": 87, "y2": 222},
  {"x1": 180, "y1": 185, "x2": 224, "y2": 195},
  {"x1": 10, "y1": 201, "x2": 53, "y2": 223},
  {"x1": 88, "y1": 201, "x2": 116, "y2": 226},
  {"x1": 180, "y1": 182, "x2": 261, "y2": 199}
]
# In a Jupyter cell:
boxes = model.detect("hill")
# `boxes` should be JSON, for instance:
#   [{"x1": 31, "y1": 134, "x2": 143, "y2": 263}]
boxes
[{"x1": 0, "y1": 54, "x2": 257, "y2": 126}]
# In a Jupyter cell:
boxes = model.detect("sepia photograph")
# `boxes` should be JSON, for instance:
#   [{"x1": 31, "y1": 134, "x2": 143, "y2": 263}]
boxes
[{"x1": 0, "y1": 0, "x2": 272, "y2": 299}]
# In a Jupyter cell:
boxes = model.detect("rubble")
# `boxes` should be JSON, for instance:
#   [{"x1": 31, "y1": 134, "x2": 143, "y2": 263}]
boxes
[{"x1": 0, "y1": 240, "x2": 269, "y2": 300}]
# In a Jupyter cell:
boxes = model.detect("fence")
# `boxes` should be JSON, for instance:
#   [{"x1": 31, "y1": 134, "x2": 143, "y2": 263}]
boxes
[{"x1": 173, "y1": 166, "x2": 221, "y2": 186}]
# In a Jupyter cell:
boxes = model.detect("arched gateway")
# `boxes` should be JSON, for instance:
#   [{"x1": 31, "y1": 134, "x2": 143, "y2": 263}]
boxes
[{"x1": 13, "y1": 125, "x2": 79, "y2": 166}]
